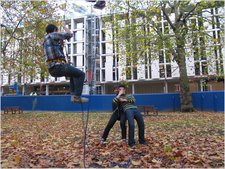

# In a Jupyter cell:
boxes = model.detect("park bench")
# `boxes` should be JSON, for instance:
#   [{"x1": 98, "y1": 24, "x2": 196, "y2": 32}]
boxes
[
  {"x1": 138, "y1": 105, "x2": 158, "y2": 116},
  {"x1": 3, "y1": 106, "x2": 23, "y2": 114}
]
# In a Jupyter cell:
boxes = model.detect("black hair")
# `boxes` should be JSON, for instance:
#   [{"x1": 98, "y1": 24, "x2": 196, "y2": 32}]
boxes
[
  {"x1": 118, "y1": 84, "x2": 126, "y2": 89},
  {"x1": 113, "y1": 85, "x2": 119, "y2": 89},
  {"x1": 45, "y1": 24, "x2": 58, "y2": 34}
]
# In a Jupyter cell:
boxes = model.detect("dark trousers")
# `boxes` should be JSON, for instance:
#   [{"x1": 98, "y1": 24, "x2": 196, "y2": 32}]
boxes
[
  {"x1": 125, "y1": 108, "x2": 145, "y2": 146},
  {"x1": 48, "y1": 63, "x2": 85, "y2": 96},
  {"x1": 102, "y1": 109, "x2": 126, "y2": 141}
]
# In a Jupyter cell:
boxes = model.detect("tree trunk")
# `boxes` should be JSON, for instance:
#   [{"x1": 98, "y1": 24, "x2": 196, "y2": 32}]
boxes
[{"x1": 177, "y1": 46, "x2": 194, "y2": 112}]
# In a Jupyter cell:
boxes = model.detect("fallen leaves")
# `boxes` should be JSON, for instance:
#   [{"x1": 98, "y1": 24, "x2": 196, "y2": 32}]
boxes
[{"x1": 1, "y1": 112, "x2": 224, "y2": 168}]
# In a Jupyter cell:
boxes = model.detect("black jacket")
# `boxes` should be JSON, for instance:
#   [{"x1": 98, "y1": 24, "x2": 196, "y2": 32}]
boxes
[{"x1": 112, "y1": 100, "x2": 124, "y2": 120}]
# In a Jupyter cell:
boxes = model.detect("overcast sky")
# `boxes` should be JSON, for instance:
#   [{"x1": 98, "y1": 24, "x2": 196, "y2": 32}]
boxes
[{"x1": 55, "y1": 0, "x2": 107, "y2": 19}]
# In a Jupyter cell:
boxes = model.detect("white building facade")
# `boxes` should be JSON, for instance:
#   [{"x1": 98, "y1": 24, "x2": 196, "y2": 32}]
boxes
[{"x1": 1, "y1": 5, "x2": 224, "y2": 95}]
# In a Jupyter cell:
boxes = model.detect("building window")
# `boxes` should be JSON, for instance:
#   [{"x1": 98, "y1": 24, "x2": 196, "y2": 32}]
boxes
[
  {"x1": 199, "y1": 80, "x2": 208, "y2": 91},
  {"x1": 200, "y1": 48, "x2": 207, "y2": 60},
  {"x1": 195, "y1": 62, "x2": 200, "y2": 75},
  {"x1": 113, "y1": 68, "x2": 118, "y2": 81},
  {"x1": 216, "y1": 46, "x2": 224, "y2": 75},
  {"x1": 126, "y1": 67, "x2": 131, "y2": 80},
  {"x1": 157, "y1": 23, "x2": 162, "y2": 32},
  {"x1": 159, "y1": 65, "x2": 165, "y2": 78},
  {"x1": 144, "y1": 52, "x2": 152, "y2": 79},
  {"x1": 102, "y1": 69, "x2": 105, "y2": 81},
  {"x1": 166, "y1": 64, "x2": 171, "y2": 77},
  {"x1": 74, "y1": 21, "x2": 84, "y2": 29},
  {"x1": 175, "y1": 84, "x2": 180, "y2": 92},
  {"x1": 73, "y1": 56, "x2": 77, "y2": 67},
  {"x1": 133, "y1": 66, "x2": 137, "y2": 80},
  {"x1": 144, "y1": 52, "x2": 151, "y2": 65},
  {"x1": 145, "y1": 65, "x2": 151, "y2": 79},
  {"x1": 190, "y1": 18, "x2": 197, "y2": 27},
  {"x1": 67, "y1": 44, "x2": 71, "y2": 54},
  {"x1": 194, "y1": 50, "x2": 199, "y2": 61},
  {"x1": 126, "y1": 56, "x2": 131, "y2": 66},
  {"x1": 73, "y1": 32, "x2": 77, "y2": 41},
  {"x1": 202, "y1": 61, "x2": 208, "y2": 75},
  {"x1": 195, "y1": 60, "x2": 208, "y2": 76},
  {"x1": 113, "y1": 55, "x2": 116, "y2": 67},
  {"x1": 96, "y1": 59, "x2": 100, "y2": 68},
  {"x1": 165, "y1": 51, "x2": 171, "y2": 63},
  {"x1": 145, "y1": 66, "x2": 148, "y2": 79},
  {"x1": 73, "y1": 43, "x2": 77, "y2": 54},
  {"x1": 102, "y1": 43, "x2": 106, "y2": 54},
  {"x1": 96, "y1": 69, "x2": 100, "y2": 81},
  {"x1": 96, "y1": 85, "x2": 102, "y2": 94},
  {"x1": 159, "y1": 49, "x2": 172, "y2": 78},
  {"x1": 101, "y1": 56, "x2": 106, "y2": 68},
  {"x1": 82, "y1": 55, "x2": 84, "y2": 66},
  {"x1": 83, "y1": 43, "x2": 85, "y2": 53},
  {"x1": 159, "y1": 50, "x2": 164, "y2": 63},
  {"x1": 164, "y1": 22, "x2": 169, "y2": 34},
  {"x1": 102, "y1": 30, "x2": 106, "y2": 41}
]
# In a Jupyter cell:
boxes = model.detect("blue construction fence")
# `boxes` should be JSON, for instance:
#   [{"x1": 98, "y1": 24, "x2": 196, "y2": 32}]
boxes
[{"x1": 1, "y1": 91, "x2": 224, "y2": 112}]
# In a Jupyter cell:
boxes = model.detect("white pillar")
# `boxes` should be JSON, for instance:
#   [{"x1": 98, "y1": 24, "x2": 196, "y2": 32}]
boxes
[
  {"x1": 1, "y1": 87, "x2": 4, "y2": 96},
  {"x1": 103, "y1": 83, "x2": 105, "y2": 94},
  {"x1": 132, "y1": 83, "x2": 135, "y2": 94},
  {"x1": 22, "y1": 85, "x2": 25, "y2": 95},
  {"x1": 164, "y1": 80, "x2": 168, "y2": 93},
  {"x1": 46, "y1": 85, "x2": 49, "y2": 95}
]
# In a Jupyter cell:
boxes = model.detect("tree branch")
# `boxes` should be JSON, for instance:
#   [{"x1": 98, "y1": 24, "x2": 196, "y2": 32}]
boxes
[
  {"x1": 2, "y1": 12, "x2": 27, "y2": 55},
  {"x1": 161, "y1": 2, "x2": 176, "y2": 31},
  {"x1": 183, "y1": 2, "x2": 201, "y2": 21}
]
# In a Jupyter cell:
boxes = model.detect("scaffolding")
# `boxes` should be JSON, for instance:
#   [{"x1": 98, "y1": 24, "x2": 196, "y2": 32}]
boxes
[{"x1": 85, "y1": 14, "x2": 100, "y2": 94}]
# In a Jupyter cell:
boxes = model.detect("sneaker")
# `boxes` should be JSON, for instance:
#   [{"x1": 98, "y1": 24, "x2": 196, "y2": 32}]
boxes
[
  {"x1": 122, "y1": 139, "x2": 127, "y2": 148},
  {"x1": 100, "y1": 138, "x2": 106, "y2": 145},
  {"x1": 140, "y1": 141, "x2": 147, "y2": 146},
  {"x1": 129, "y1": 144, "x2": 135, "y2": 148},
  {"x1": 71, "y1": 96, "x2": 89, "y2": 103}
]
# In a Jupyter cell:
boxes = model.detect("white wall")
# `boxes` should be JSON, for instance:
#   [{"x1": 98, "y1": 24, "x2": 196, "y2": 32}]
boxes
[
  {"x1": 151, "y1": 60, "x2": 160, "y2": 78},
  {"x1": 186, "y1": 53, "x2": 195, "y2": 76},
  {"x1": 171, "y1": 61, "x2": 180, "y2": 77},
  {"x1": 105, "y1": 56, "x2": 113, "y2": 81},
  {"x1": 77, "y1": 42, "x2": 83, "y2": 54}
]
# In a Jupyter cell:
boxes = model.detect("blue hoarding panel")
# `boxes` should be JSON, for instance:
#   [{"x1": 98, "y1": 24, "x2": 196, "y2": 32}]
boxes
[
  {"x1": 134, "y1": 93, "x2": 180, "y2": 111},
  {"x1": 192, "y1": 91, "x2": 224, "y2": 112},
  {"x1": 1, "y1": 91, "x2": 224, "y2": 112}
]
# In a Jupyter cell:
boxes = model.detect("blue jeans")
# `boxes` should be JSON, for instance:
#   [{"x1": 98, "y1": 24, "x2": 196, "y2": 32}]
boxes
[
  {"x1": 48, "y1": 63, "x2": 85, "y2": 96},
  {"x1": 125, "y1": 108, "x2": 145, "y2": 146}
]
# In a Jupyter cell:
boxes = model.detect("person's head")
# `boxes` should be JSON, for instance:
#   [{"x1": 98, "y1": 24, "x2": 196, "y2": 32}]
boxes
[
  {"x1": 45, "y1": 24, "x2": 58, "y2": 34},
  {"x1": 113, "y1": 85, "x2": 119, "y2": 94},
  {"x1": 118, "y1": 84, "x2": 126, "y2": 94}
]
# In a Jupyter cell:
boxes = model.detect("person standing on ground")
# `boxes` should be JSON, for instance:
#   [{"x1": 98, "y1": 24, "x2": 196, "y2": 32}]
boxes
[
  {"x1": 113, "y1": 84, "x2": 146, "y2": 147},
  {"x1": 43, "y1": 22, "x2": 88, "y2": 103},
  {"x1": 101, "y1": 86, "x2": 127, "y2": 146}
]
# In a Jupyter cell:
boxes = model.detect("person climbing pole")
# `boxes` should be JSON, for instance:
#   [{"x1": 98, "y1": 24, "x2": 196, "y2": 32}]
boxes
[{"x1": 43, "y1": 22, "x2": 88, "y2": 103}]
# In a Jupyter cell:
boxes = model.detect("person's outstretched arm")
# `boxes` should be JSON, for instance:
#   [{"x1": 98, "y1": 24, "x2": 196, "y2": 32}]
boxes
[{"x1": 62, "y1": 21, "x2": 72, "y2": 35}]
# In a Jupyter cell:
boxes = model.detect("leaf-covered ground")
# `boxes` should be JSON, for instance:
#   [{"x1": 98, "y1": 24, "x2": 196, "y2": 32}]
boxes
[{"x1": 1, "y1": 112, "x2": 224, "y2": 168}]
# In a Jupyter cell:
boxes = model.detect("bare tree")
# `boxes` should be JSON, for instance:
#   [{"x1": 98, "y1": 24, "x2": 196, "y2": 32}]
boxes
[
  {"x1": 106, "y1": 0, "x2": 224, "y2": 112},
  {"x1": 1, "y1": 0, "x2": 63, "y2": 84}
]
